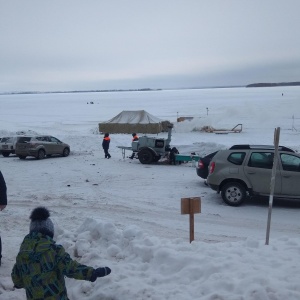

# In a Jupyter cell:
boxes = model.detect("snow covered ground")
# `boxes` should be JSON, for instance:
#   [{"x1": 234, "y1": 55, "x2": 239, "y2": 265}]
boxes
[{"x1": 1, "y1": 86, "x2": 300, "y2": 299}]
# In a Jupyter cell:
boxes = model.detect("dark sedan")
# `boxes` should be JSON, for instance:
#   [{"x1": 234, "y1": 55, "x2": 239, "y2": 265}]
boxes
[{"x1": 196, "y1": 151, "x2": 218, "y2": 179}]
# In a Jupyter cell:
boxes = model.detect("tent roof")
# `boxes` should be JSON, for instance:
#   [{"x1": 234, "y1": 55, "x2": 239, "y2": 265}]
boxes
[{"x1": 104, "y1": 110, "x2": 162, "y2": 124}]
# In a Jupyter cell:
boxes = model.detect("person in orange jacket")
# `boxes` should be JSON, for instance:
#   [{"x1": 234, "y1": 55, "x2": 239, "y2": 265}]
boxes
[
  {"x1": 102, "y1": 133, "x2": 111, "y2": 159},
  {"x1": 129, "y1": 133, "x2": 139, "y2": 159},
  {"x1": 132, "y1": 133, "x2": 139, "y2": 142}
]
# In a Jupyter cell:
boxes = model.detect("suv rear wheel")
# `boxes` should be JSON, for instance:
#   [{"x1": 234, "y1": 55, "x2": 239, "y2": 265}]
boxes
[
  {"x1": 37, "y1": 149, "x2": 45, "y2": 160},
  {"x1": 221, "y1": 182, "x2": 246, "y2": 206}
]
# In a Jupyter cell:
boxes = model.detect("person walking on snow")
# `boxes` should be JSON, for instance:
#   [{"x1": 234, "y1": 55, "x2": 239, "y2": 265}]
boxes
[
  {"x1": 102, "y1": 133, "x2": 111, "y2": 158},
  {"x1": 11, "y1": 206, "x2": 111, "y2": 300},
  {"x1": 0, "y1": 170, "x2": 7, "y2": 267}
]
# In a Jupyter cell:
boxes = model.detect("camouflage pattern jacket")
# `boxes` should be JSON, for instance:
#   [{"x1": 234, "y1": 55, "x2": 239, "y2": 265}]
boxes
[{"x1": 11, "y1": 232, "x2": 95, "y2": 300}]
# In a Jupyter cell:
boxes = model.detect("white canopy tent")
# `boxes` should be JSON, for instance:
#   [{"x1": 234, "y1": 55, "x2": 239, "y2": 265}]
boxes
[{"x1": 99, "y1": 110, "x2": 164, "y2": 134}]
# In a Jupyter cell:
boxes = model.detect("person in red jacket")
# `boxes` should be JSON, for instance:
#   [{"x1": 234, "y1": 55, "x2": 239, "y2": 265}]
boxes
[
  {"x1": 102, "y1": 133, "x2": 111, "y2": 159},
  {"x1": 0, "y1": 170, "x2": 7, "y2": 266}
]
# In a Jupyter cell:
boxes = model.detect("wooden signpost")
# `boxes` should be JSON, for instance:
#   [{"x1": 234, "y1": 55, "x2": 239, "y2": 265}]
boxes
[{"x1": 181, "y1": 197, "x2": 201, "y2": 243}]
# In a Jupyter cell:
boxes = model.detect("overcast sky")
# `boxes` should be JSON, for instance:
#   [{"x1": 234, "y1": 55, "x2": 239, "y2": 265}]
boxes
[{"x1": 1, "y1": 0, "x2": 300, "y2": 92}]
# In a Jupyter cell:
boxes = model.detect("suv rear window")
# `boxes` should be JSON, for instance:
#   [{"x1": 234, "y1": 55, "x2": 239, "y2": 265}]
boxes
[
  {"x1": 18, "y1": 137, "x2": 32, "y2": 143},
  {"x1": 227, "y1": 152, "x2": 245, "y2": 165},
  {"x1": 248, "y1": 152, "x2": 274, "y2": 169},
  {"x1": 36, "y1": 136, "x2": 50, "y2": 142}
]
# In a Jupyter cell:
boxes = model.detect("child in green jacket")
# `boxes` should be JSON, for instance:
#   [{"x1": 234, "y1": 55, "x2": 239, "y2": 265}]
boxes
[{"x1": 11, "y1": 207, "x2": 111, "y2": 300}]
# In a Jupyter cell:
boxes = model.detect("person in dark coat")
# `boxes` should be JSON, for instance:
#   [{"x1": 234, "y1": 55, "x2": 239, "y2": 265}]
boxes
[
  {"x1": 102, "y1": 133, "x2": 111, "y2": 159},
  {"x1": 0, "y1": 170, "x2": 7, "y2": 266},
  {"x1": 11, "y1": 206, "x2": 111, "y2": 300},
  {"x1": 169, "y1": 147, "x2": 180, "y2": 165}
]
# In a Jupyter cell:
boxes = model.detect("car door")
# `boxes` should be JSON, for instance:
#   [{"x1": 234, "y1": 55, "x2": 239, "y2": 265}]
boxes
[
  {"x1": 279, "y1": 153, "x2": 300, "y2": 196},
  {"x1": 36, "y1": 136, "x2": 51, "y2": 154},
  {"x1": 49, "y1": 136, "x2": 62, "y2": 154},
  {"x1": 243, "y1": 151, "x2": 281, "y2": 195}
]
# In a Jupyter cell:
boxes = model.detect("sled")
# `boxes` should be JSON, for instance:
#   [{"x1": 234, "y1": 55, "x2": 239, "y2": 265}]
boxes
[
  {"x1": 175, "y1": 154, "x2": 200, "y2": 162},
  {"x1": 211, "y1": 124, "x2": 242, "y2": 134}
]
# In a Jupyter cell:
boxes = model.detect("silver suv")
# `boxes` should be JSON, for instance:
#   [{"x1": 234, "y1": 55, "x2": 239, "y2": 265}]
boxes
[
  {"x1": 206, "y1": 145, "x2": 300, "y2": 206},
  {"x1": 15, "y1": 135, "x2": 70, "y2": 160}
]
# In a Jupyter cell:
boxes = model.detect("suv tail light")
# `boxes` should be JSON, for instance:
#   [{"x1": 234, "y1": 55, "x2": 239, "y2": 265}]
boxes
[
  {"x1": 198, "y1": 160, "x2": 204, "y2": 169},
  {"x1": 209, "y1": 162, "x2": 215, "y2": 174}
]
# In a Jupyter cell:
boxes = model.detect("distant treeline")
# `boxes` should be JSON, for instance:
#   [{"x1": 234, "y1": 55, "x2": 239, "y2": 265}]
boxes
[
  {"x1": 0, "y1": 88, "x2": 161, "y2": 95},
  {"x1": 246, "y1": 82, "x2": 300, "y2": 88}
]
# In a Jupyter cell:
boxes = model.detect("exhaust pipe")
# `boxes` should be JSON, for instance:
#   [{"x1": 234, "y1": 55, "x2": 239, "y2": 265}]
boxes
[{"x1": 166, "y1": 124, "x2": 173, "y2": 144}]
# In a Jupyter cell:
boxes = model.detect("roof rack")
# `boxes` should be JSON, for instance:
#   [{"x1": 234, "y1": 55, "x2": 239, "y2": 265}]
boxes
[{"x1": 229, "y1": 144, "x2": 295, "y2": 153}]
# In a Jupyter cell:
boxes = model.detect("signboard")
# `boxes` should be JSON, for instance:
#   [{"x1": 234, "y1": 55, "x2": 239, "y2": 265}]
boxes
[
  {"x1": 181, "y1": 197, "x2": 201, "y2": 243},
  {"x1": 181, "y1": 197, "x2": 201, "y2": 214}
]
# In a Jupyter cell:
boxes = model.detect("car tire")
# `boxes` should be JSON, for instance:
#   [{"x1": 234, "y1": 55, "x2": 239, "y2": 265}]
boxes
[
  {"x1": 37, "y1": 149, "x2": 45, "y2": 160},
  {"x1": 62, "y1": 147, "x2": 70, "y2": 157},
  {"x1": 138, "y1": 148, "x2": 153, "y2": 164},
  {"x1": 221, "y1": 182, "x2": 246, "y2": 206},
  {"x1": 18, "y1": 155, "x2": 26, "y2": 160},
  {"x1": 2, "y1": 152, "x2": 10, "y2": 157}
]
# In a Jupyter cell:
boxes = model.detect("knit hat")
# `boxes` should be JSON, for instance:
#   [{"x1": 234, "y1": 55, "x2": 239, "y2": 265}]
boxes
[{"x1": 29, "y1": 207, "x2": 54, "y2": 238}]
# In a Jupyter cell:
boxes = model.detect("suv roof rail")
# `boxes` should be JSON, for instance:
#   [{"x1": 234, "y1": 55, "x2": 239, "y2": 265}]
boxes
[{"x1": 229, "y1": 144, "x2": 295, "y2": 152}]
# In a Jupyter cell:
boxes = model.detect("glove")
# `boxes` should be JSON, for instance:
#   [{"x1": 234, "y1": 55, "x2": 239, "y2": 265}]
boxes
[
  {"x1": 96, "y1": 267, "x2": 111, "y2": 277},
  {"x1": 90, "y1": 267, "x2": 111, "y2": 282}
]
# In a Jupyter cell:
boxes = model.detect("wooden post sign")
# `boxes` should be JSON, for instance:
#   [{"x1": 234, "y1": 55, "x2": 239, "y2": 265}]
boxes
[{"x1": 181, "y1": 197, "x2": 201, "y2": 243}]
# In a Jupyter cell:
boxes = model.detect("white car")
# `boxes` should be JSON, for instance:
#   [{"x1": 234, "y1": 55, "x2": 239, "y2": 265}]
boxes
[{"x1": 0, "y1": 136, "x2": 19, "y2": 157}]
